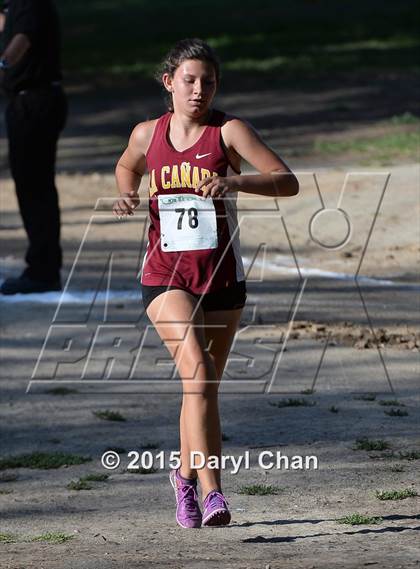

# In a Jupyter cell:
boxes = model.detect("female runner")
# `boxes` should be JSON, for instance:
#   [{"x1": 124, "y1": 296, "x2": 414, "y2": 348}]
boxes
[{"x1": 113, "y1": 38, "x2": 299, "y2": 528}]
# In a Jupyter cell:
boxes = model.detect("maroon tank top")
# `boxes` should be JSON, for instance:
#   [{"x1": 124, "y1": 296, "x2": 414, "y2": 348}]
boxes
[{"x1": 140, "y1": 108, "x2": 245, "y2": 294}]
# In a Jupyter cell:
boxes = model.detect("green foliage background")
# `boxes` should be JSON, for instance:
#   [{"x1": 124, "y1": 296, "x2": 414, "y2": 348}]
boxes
[{"x1": 57, "y1": 0, "x2": 420, "y2": 78}]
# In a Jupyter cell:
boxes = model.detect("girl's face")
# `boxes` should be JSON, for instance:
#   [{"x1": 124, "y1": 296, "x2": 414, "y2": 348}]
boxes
[{"x1": 163, "y1": 58, "x2": 217, "y2": 117}]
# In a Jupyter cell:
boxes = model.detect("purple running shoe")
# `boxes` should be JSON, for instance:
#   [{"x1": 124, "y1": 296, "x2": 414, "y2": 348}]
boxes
[
  {"x1": 169, "y1": 468, "x2": 202, "y2": 528},
  {"x1": 202, "y1": 490, "x2": 231, "y2": 526}
]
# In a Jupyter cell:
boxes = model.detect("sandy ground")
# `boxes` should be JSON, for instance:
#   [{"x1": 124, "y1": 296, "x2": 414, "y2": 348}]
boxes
[{"x1": 0, "y1": 73, "x2": 419, "y2": 568}]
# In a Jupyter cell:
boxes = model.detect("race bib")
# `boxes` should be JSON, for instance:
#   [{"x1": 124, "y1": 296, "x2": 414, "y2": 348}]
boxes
[{"x1": 158, "y1": 193, "x2": 218, "y2": 252}]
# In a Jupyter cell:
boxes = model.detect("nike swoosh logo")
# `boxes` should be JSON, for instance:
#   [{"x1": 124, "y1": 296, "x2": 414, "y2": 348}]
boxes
[{"x1": 195, "y1": 152, "x2": 212, "y2": 159}]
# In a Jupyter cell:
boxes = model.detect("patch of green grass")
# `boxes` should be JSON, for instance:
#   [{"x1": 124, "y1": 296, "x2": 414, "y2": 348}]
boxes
[
  {"x1": 384, "y1": 408, "x2": 409, "y2": 417},
  {"x1": 0, "y1": 489, "x2": 13, "y2": 494},
  {"x1": 378, "y1": 399, "x2": 405, "y2": 406},
  {"x1": 0, "y1": 452, "x2": 91, "y2": 471},
  {"x1": 389, "y1": 112, "x2": 420, "y2": 125},
  {"x1": 353, "y1": 438, "x2": 391, "y2": 451},
  {"x1": 369, "y1": 451, "x2": 397, "y2": 460},
  {"x1": 314, "y1": 131, "x2": 420, "y2": 165},
  {"x1": 93, "y1": 410, "x2": 126, "y2": 422},
  {"x1": 30, "y1": 532, "x2": 74, "y2": 544},
  {"x1": 329, "y1": 405, "x2": 339, "y2": 413},
  {"x1": 378, "y1": 450, "x2": 420, "y2": 461},
  {"x1": 237, "y1": 484, "x2": 284, "y2": 496},
  {"x1": 398, "y1": 450, "x2": 420, "y2": 461},
  {"x1": 337, "y1": 513, "x2": 383, "y2": 525},
  {"x1": 269, "y1": 398, "x2": 316, "y2": 408},
  {"x1": 300, "y1": 388, "x2": 315, "y2": 394},
  {"x1": 353, "y1": 393, "x2": 376, "y2": 401},
  {"x1": 0, "y1": 531, "x2": 73, "y2": 544},
  {"x1": 390, "y1": 464, "x2": 405, "y2": 472},
  {"x1": 67, "y1": 473, "x2": 109, "y2": 490},
  {"x1": 139, "y1": 466, "x2": 158, "y2": 474},
  {"x1": 45, "y1": 387, "x2": 79, "y2": 395},
  {"x1": 0, "y1": 473, "x2": 18, "y2": 482},
  {"x1": 83, "y1": 473, "x2": 109, "y2": 482},
  {"x1": 0, "y1": 532, "x2": 17, "y2": 543},
  {"x1": 126, "y1": 466, "x2": 158, "y2": 474},
  {"x1": 375, "y1": 488, "x2": 417, "y2": 500},
  {"x1": 67, "y1": 479, "x2": 93, "y2": 490}
]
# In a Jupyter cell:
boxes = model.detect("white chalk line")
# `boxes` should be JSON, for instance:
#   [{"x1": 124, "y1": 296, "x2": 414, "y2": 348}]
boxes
[{"x1": 0, "y1": 254, "x2": 418, "y2": 304}]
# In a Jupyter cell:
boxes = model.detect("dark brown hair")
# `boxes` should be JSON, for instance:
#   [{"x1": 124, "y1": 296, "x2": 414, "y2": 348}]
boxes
[{"x1": 155, "y1": 38, "x2": 221, "y2": 112}]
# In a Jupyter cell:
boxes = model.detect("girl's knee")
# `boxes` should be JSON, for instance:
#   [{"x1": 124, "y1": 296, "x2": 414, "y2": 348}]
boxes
[
  {"x1": 177, "y1": 350, "x2": 216, "y2": 379},
  {"x1": 181, "y1": 377, "x2": 219, "y2": 397}
]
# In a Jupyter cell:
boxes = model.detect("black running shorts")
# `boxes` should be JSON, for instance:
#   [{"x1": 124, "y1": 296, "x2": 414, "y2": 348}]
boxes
[{"x1": 142, "y1": 280, "x2": 247, "y2": 312}]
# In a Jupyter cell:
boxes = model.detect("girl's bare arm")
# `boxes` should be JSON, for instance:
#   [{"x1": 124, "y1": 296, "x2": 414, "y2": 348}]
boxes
[
  {"x1": 197, "y1": 118, "x2": 299, "y2": 198},
  {"x1": 113, "y1": 122, "x2": 151, "y2": 217}
]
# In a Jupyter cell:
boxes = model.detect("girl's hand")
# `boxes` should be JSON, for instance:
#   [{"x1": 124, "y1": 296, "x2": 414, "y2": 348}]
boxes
[
  {"x1": 113, "y1": 191, "x2": 140, "y2": 218},
  {"x1": 195, "y1": 175, "x2": 237, "y2": 199}
]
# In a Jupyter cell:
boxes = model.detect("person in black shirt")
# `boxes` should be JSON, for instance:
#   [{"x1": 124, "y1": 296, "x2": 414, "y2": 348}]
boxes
[{"x1": 0, "y1": 0, "x2": 67, "y2": 294}]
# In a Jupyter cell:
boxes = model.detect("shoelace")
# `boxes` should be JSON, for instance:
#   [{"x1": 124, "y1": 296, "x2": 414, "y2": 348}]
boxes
[
  {"x1": 205, "y1": 491, "x2": 229, "y2": 509},
  {"x1": 179, "y1": 484, "x2": 200, "y2": 512}
]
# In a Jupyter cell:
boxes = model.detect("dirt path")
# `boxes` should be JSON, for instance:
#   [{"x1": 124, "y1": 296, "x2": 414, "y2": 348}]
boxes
[{"x1": 1, "y1": 352, "x2": 419, "y2": 568}]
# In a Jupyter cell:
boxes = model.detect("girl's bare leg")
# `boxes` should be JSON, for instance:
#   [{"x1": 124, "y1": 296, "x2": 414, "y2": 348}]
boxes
[
  {"x1": 179, "y1": 307, "x2": 243, "y2": 490},
  {"x1": 146, "y1": 290, "x2": 243, "y2": 497}
]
